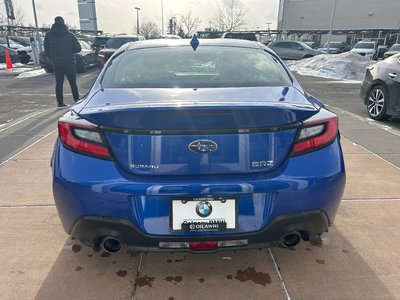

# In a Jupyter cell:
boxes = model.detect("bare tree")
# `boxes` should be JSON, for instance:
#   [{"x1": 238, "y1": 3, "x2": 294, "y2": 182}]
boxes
[
  {"x1": 137, "y1": 21, "x2": 161, "y2": 39},
  {"x1": 212, "y1": 0, "x2": 248, "y2": 31},
  {"x1": 180, "y1": 11, "x2": 201, "y2": 37}
]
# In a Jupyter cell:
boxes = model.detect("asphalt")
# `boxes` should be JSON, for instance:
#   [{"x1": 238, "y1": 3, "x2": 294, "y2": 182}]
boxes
[{"x1": 0, "y1": 72, "x2": 400, "y2": 299}]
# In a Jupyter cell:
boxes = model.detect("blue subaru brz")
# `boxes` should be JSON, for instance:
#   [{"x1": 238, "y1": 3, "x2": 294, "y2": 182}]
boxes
[{"x1": 52, "y1": 39, "x2": 345, "y2": 253}]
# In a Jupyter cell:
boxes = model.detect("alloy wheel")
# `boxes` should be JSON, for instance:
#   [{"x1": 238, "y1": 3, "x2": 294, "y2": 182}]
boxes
[{"x1": 367, "y1": 87, "x2": 385, "y2": 118}]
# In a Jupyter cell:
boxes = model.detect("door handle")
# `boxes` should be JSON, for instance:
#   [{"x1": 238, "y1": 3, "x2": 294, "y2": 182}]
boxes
[{"x1": 388, "y1": 73, "x2": 398, "y2": 78}]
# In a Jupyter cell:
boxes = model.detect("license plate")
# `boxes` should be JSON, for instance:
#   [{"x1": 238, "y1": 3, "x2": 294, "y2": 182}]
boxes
[{"x1": 171, "y1": 196, "x2": 237, "y2": 232}]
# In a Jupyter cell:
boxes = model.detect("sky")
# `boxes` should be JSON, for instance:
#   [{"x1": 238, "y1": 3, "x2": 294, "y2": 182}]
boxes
[{"x1": 9, "y1": 0, "x2": 279, "y2": 34}]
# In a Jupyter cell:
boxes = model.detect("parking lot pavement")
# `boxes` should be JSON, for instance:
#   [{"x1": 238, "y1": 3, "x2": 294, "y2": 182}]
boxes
[
  {"x1": 133, "y1": 250, "x2": 287, "y2": 300},
  {"x1": 1, "y1": 133, "x2": 400, "y2": 299}
]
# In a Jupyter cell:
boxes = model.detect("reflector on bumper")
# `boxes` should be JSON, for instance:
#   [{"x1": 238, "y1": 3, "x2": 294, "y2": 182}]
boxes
[{"x1": 158, "y1": 240, "x2": 248, "y2": 250}]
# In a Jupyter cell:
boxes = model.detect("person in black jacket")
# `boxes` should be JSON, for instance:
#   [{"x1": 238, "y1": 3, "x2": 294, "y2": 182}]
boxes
[{"x1": 44, "y1": 16, "x2": 81, "y2": 108}]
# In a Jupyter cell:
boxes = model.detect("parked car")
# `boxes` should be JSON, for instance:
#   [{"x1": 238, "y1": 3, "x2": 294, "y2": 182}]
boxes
[
  {"x1": 97, "y1": 35, "x2": 144, "y2": 67},
  {"x1": 40, "y1": 40, "x2": 98, "y2": 73},
  {"x1": 360, "y1": 54, "x2": 400, "y2": 120},
  {"x1": 318, "y1": 41, "x2": 351, "y2": 54},
  {"x1": 374, "y1": 45, "x2": 388, "y2": 60},
  {"x1": 221, "y1": 32, "x2": 258, "y2": 41},
  {"x1": 156, "y1": 34, "x2": 182, "y2": 39},
  {"x1": 52, "y1": 39, "x2": 345, "y2": 253},
  {"x1": 0, "y1": 37, "x2": 22, "y2": 50},
  {"x1": 11, "y1": 37, "x2": 33, "y2": 64},
  {"x1": 383, "y1": 44, "x2": 400, "y2": 59},
  {"x1": 303, "y1": 41, "x2": 320, "y2": 49},
  {"x1": 268, "y1": 40, "x2": 321, "y2": 60},
  {"x1": 0, "y1": 44, "x2": 20, "y2": 63},
  {"x1": 91, "y1": 35, "x2": 111, "y2": 52},
  {"x1": 3, "y1": 36, "x2": 33, "y2": 64},
  {"x1": 350, "y1": 41, "x2": 377, "y2": 59},
  {"x1": 10, "y1": 36, "x2": 31, "y2": 46}
]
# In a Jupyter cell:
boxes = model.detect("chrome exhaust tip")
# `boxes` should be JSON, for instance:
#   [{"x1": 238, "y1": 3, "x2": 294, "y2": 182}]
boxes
[
  {"x1": 280, "y1": 232, "x2": 302, "y2": 248},
  {"x1": 101, "y1": 236, "x2": 123, "y2": 253}
]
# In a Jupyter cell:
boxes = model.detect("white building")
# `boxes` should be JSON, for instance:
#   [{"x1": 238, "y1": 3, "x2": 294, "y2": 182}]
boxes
[
  {"x1": 278, "y1": 0, "x2": 400, "y2": 31},
  {"x1": 277, "y1": 0, "x2": 400, "y2": 45}
]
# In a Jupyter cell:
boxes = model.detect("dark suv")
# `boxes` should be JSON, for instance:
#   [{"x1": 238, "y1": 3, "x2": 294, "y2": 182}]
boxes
[
  {"x1": 221, "y1": 32, "x2": 257, "y2": 41},
  {"x1": 91, "y1": 35, "x2": 111, "y2": 52},
  {"x1": 98, "y1": 35, "x2": 145, "y2": 67}
]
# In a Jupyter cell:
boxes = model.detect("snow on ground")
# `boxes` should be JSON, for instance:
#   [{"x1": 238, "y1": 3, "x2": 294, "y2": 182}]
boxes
[
  {"x1": 0, "y1": 63, "x2": 45, "y2": 78},
  {"x1": 16, "y1": 68, "x2": 46, "y2": 78},
  {"x1": 286, "y1": 52, "x2": 374, "y2": 81},
  {"x1": 0, "y1": 62, "x2": 25, "y2": 70}
]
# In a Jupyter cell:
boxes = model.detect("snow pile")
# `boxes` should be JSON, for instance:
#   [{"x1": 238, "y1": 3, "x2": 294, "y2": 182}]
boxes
[
  {"x1": 16, "y1": 68, "x2": 46, "y2": 78},
  {"x1": 287, "y1": 52, "x2": 374, "y2": 81},
  {"x1": 0, "y1": 63, "x2": 46, "y2": 78}
]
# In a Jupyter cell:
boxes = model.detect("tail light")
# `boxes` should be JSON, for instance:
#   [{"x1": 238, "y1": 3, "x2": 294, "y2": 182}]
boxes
[
  {"x1": 58, "y1": 114, "x2": 111, "y2": 159},
  {"x1": 291, "y1": 108, "x2": 338, "y2": 156},
  {"x1": 98, "y1": 53, "x2": 106, "y2": 66}
]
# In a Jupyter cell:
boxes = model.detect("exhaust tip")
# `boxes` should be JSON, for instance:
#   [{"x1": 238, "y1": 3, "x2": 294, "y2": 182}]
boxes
[
  {"x1": 280, "y1": 232, "x2": 302, "y2": 248},
  {"x1": 101, "y1": 236, "x2": 123, "y2": 253}
]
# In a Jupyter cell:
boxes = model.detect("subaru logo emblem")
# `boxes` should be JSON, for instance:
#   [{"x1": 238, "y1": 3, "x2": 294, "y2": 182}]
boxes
[
  {"x1": 189, "y1": 140, "x2": 218, "y2": 154},
  {"x1": 195, "y1": 201, "x2": 213, "y2": 217}
]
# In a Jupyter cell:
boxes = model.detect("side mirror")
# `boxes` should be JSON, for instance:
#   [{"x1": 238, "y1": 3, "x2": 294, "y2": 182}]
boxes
[
  {"x1": 100, "y1": 45, "x2": 106, "y2": 49},
  {"x1": 297, "y1": 46, "x2": 303, "y2": 51}
]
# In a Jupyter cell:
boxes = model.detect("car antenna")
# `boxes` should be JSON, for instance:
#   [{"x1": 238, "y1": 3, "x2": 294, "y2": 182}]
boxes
[{"x1": 190, "y1": 34, "x2": 199, "y2": 51}]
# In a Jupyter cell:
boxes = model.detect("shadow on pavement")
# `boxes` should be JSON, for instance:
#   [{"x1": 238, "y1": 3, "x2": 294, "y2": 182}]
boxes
[
  {"x1": 273, "y1": 223, "x2": 396, "y2": 299},
  {"x1": 34, "y1": 238, "x2": 139, "y2": 300}
]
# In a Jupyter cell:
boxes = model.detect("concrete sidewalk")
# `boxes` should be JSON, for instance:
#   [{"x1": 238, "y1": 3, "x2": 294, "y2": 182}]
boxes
[{"x1": 0, "y1": 133, "x2": 399, "y2": 300}]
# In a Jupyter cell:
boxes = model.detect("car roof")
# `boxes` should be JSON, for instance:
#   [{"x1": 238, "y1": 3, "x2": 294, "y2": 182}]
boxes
[
  {"x1": 125, "y1": 38, "x2": 261, "y2": 51},
  {"x1": 110, "y1": 35, "x2": 143, "y2": 39}
]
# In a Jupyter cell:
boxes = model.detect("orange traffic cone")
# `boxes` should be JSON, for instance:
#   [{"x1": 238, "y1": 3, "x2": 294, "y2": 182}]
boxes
[{"x1": 5, "y1": 49, "x2": 13, "y2": 70}]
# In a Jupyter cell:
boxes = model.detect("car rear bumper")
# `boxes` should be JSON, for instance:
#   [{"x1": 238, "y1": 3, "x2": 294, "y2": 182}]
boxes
[
  {"x1": 71, "y1": 210, "x2": 329, "y2": 251},
  {"x1": 52, "y1": 137, "x2": 345, "y2": 249}
]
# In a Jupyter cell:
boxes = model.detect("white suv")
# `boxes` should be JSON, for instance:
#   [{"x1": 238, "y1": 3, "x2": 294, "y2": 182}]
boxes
[{"x1": 350, "y1": 41, "x2": 377, "y2": 59}]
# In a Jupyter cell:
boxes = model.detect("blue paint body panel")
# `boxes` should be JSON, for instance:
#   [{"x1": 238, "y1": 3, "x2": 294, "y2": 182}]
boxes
[{"x1": 104, "y1": 130, "x2": 297, "y2": 175}]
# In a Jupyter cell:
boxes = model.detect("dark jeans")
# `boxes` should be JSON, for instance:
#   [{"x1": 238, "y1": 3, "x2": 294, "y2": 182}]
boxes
[{"x1": 54, "y1": 64, "x2": 79, "y2": 105}]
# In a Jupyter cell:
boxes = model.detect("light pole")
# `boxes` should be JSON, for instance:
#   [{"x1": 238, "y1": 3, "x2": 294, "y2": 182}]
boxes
[
  {"x1": 161, "y1": 0, "x2": 164, "y2": 35},
  {"x1": 31, "y1": 0, "x2": 40, "y2": 63},
  {"x1": 326, "y1": 0, "x2": 337, "y2": 54},
  {"x1": 134, "y1": 7, "x2": 140, "y2": 35}
]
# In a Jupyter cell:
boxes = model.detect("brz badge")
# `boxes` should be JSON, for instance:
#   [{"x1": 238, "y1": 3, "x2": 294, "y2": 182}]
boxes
[{"x1": 251, "y1": 161, "x2": 274, "y2": 168}]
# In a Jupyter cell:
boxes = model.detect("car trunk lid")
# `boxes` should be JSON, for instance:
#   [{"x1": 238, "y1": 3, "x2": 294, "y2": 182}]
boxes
[{"x1": 78, "y1": 87, "x2": 319, "y2": 175}]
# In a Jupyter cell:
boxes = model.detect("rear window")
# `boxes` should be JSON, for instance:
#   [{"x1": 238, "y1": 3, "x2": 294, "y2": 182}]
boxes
[
  {"x1": 101, "y1": 46, "x2": 292, "y2": 89},
  {"x1": 354, "y1": 42, "x2": 375, "y2": 49},
  {"x1": 389, "y1": 44, "x2": 400, "y2": 51},
  {"x1": 106, "y1": 37, "x2": 139, "y2": 49},
  {"x1": 223, "y1": 33, "x2": 257, "y2": 41},
  {"x1": 93, "y1": 37, "x2": 109, "y2": 45},
  {"x1": 323, "y1": 42, "x2": 341, "y2": 48}
]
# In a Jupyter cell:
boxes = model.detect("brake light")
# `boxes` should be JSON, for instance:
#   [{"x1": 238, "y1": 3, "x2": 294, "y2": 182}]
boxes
[
  {"x1": 58, "y1": 121, "x2": 111, "y2": 159},
  {"x1": 189, "y1": 241, "x2": 218, "y2": 251},
  {"x1": 291, "y1": 110, "x2": 338, "y2": 156}
]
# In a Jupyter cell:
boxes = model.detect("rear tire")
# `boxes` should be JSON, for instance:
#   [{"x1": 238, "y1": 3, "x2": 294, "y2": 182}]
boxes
[
  {"x1": 77, "y1": 58, "x2": 88, "y2": 73},
  {"x1": 366, "y1": 85, "x2": 390, "y2": 121}
]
